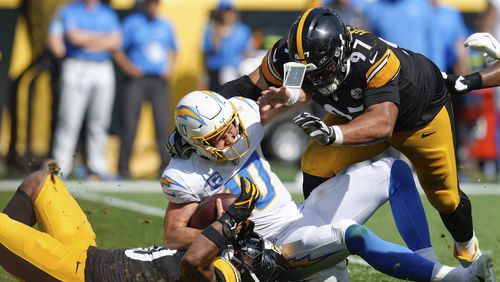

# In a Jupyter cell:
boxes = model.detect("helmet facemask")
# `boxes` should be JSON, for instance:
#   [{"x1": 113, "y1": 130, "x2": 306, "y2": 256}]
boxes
[
  {"x1": 191, "y1": 107, "x2": 250, "y2": 162},
  {"x1": 175, "y1": 91, "x2": 251, "y2": 162},
  {"x1": 304, "y1": 31, "x2": 351, "y2": 95}
]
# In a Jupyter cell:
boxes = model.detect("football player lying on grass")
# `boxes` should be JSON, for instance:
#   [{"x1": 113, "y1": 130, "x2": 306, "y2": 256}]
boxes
[
  {"x1": 162, "y1": 91, "x2": 495, "y2": 281},
  {"x1": 0, "y1": 167, "x2": 288, "y2": 281}
]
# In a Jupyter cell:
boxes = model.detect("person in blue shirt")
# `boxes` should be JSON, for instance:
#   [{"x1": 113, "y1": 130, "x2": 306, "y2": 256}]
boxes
[
  {"x1": 49, "y1": 0, "x2": 121, "y2": 178},
  {"x1": 114, "y1": 0, "x2": 178, "y2": 178},
  {"x1": 428, "y1": 0, "x2": 469, "y2": 74},
  {"x1": 202, "y1": 0, "x2": 252, "y2": 91},
  {"x1": 351, "y1": 0, "x2": 433, "y2": 57}
]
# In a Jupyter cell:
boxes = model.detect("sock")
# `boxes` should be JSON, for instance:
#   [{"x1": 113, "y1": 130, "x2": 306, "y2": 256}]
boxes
[
  {"x1": 416, "y1": 247, "x2": 440, "y2": 264},
  {"x1": 345, "y1": 224, "x2": 434, "y2": 281},
  {"x1": 455, "y1": 233, "x2": 477, "y2": 256},
  {"x1": 439, "y1": 190, "x2": 474, "y2": 243},
  {"x1": 389, "y1": 160, "x2": 432, "y2": 251},
  {"x1": 2, "y1": 188, "x2": 36, "y2": 226}
]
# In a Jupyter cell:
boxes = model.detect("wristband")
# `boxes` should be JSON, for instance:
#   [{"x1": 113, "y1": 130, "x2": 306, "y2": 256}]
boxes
[
  {"x1": 201, "y1": 225, "x2": 226, "y2": 251},
  {"x1": 331, "y1": 125, "x2": 343, "y2": 145},
  {"x1": 464, "y1": 72, "x2": 483, "y2": 91},
  {"x1": 284, "y1": 87, "x2": 300, "y2": 106}
]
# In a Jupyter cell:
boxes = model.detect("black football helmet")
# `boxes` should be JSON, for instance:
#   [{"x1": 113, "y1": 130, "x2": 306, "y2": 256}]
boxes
[
  {"x1": 230, "y1": 233, "x2": 289, "y2": 282},
  {"x1": 287, "y1": 7, "x2": 352, "y2": 95}
]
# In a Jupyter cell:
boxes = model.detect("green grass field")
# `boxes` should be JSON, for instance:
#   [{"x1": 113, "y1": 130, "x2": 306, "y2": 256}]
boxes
[{"x1": 0, "y1": 189, "x2": 498, "y2": 281}]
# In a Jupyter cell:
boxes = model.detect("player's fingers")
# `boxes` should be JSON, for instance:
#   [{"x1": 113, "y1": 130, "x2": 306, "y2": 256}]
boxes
[
  {"x1": 240, "y1": 177, "x2": 250, "y2": 192},
  {"x1": 310, "y1": 129, "x2": 324, "y2": 138},
  {"x1": 215, "y1": 198, "x2": 224, "y2": 219},
  {"x1": 301, "y1": 120, "x2": 320, "y2": 129}
]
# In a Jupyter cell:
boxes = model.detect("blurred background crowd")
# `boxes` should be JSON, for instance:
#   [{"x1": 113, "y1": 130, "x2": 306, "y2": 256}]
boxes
[{"x1": 0, "y1": 0, "x2": 498, "y2": 182}]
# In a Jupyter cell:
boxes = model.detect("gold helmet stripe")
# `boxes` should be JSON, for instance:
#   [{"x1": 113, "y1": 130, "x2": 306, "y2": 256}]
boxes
[
  {"x1": 296, "y1": 8, "x2": 314, "y2": 64},
  {"x1": 213, "y1": 257, "x2": 241, "y2": 282}
]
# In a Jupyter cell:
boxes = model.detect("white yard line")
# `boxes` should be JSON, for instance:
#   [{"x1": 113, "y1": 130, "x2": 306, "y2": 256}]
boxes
[
  {"x1": 0, "y1": 179, "x2": 500, "y2": 194},
  {"x1": 70, "y1": 189, "x2": 165, "y2": 217}
]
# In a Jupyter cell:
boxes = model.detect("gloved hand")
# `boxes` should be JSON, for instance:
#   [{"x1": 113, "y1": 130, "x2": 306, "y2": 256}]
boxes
[
  {"x1": 293, "y1": 112, "x2": 336, "y2": 145},
  {"x1": 465, "y1": 32, "x2": 500, "y2": 60},
  {"x1": 165, "y1": 129, "x2": 194, "y2": 159},
  {"x1": 442, "y1": 72, "x2": 482, "y2": 96},
  {"x1": 226, "y1": 177, "x2": 261, "y2": 223},
  {"x1": 218, "y1": 178, "x2": 260, "y2": 238}
]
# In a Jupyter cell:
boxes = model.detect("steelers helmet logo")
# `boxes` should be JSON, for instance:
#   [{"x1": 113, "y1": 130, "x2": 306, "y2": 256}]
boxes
[{"x1": 350, "y1": 88, "x2": 363, "y2": 99}]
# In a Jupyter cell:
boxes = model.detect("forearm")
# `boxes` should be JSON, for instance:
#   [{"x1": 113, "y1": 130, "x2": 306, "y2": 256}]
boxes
[
  {"x1": 86, "y1": 33, "x2": 121, "y2": 51},
  {"x1": 479, "y1": 60, "x2": 500, "y2": 88},
  {"x1": 260, "y1": 99, "x2": 309, "y2": 125},
  {"x1": 47, "y1": 35, "x2": 66, "y2": 59},
  {"x1": 163, "y1": 226, "x2": 202, "y2": 250},
  {"x1": 67, "y1": 30, "x2": 120, "y2": 51},
  {"x1": 113, "y1": 50, "x2": 142, "y2": 77},
  {"x1": 338, "y1": 106, "x2": 396, "y2": 145},
  {"x1": 181, "y1": 222, "x2": 224, "y2": 282}
]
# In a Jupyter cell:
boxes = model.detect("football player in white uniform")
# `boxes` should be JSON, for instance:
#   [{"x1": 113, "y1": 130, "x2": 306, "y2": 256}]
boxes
[{"x1": 161, "y1": 90, "x2": 494, "y2": 281}]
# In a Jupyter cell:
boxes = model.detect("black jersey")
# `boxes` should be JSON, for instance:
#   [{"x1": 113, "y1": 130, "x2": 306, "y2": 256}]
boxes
[
  {"x1": 84, "y1": 245, "x2": 184, "y2": 282},
  {"x1": 84, "y1": 246, "x2": 241, "y2": 282},
  {"x1": 260, "y1": 28, "x2": 447, "y2": 132}
]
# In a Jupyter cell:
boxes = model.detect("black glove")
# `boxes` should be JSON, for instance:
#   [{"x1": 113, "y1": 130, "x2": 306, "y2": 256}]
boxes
[
  {"x1": 165, "y1": 129, "x2": 194, "y2": 159},
  {"x1": 227, "y1": 177, "x2": 260, "y2": 222},
  {"x1": 218, "y1": 177, "x2": 260, "y2": 238},
  {"x1": 443, "y1": 72, "x2": 482, "y2": 95},
  {"x1": 293, "y1": 112, "x2": 335, "y2": 145}
]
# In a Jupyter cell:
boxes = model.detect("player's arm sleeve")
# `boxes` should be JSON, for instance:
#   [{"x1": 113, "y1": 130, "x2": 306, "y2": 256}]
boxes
[
  {"x1": 217, "y1": 75, "x2": 262, "y2": 101},
  {"x1": 363, "y1": 46, "x2": 401, "y2": 107},
  {"x1": 160, "y1": 172, "x2": 200, "y2": 204}
]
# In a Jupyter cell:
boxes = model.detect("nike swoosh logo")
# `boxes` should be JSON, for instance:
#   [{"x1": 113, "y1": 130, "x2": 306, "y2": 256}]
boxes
[
  {"x1": 75, "y1": 261, "x2": 81, "y2": 274},
  {"x1": 165, "y1": 191, "x2": 176, "y2": 197},
  {"x1": 272, "y1": 49, "x2": 278, "y2": 63},
  {"x1": 421, "y1": 131, "x2": 437, "y2": 138},
  {"x1": 369, "y1": 51, "x2": 378, "y2": 64}
]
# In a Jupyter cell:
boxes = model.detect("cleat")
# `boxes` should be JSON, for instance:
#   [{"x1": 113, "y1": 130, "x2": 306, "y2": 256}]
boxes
[{"x1": 468, "y1": 255, "x2": 495, "y2": 282}]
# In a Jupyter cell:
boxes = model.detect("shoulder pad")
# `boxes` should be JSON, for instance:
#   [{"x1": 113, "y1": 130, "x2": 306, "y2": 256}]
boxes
[
  {"x1": 260, "y1": 37, "x2": 289, "y2": 87},
  {"x1": 349, "y1": 32, "x2": 401, "y2": 89}
]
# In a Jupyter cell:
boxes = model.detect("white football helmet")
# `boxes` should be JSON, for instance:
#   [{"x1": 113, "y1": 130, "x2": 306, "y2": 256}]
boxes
[{"x1": 174, "y1": 91, "x2": 250, "y2": 161}]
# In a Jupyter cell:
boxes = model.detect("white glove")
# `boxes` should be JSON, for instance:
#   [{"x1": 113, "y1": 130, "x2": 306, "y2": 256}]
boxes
[
  {"x1": 293, "y1": 112, "x2": 336, "y2": 145},
  {"x1": 464, "y1": 32, "x2": 500, "y2": 60}
]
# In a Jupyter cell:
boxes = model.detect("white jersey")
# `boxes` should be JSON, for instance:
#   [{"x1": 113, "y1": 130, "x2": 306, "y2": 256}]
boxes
[{"x1": 161, "y1": 97, "x2": 301, "y2": 238}]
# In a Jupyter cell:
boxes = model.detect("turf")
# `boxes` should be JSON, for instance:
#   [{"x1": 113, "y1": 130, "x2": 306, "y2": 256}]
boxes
[{"x1": 0, "y1": 190, "x2": 498, "y2": 281}]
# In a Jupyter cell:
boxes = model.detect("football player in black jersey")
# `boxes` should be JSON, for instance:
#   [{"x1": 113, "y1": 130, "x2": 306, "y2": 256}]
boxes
[
  {"x1": 213, "y1": 7, "x2": 481, "y2": 266},
  {"x1": 0, "y1": 169, "x2": 287, "y2": 281}
]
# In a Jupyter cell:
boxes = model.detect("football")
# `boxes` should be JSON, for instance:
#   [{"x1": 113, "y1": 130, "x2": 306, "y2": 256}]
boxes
[{"x1": 188, "y1": 193, "x2": 237, "y2": 229}]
